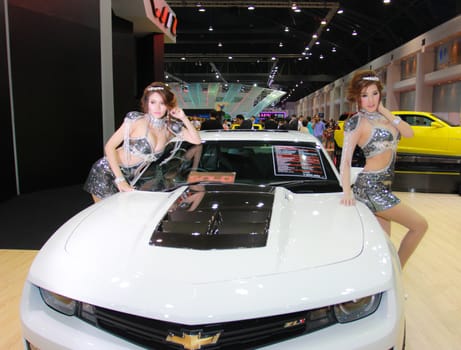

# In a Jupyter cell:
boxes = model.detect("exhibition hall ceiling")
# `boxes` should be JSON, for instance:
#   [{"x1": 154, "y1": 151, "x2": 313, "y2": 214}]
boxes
[{"x1": 162, "y1": 0, "x2": 460, "y2": 102}]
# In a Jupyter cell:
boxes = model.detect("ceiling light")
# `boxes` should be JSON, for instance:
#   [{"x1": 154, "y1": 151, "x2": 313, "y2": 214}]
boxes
[
  {"x1": 198, "y1": 7, "x2": 205, "y2": 12},
  {"x1": 319, "y1": 54, "x2": 324, "y2": 59},
  {"x1": 208, "y1": 25, "x2": 213, "y2": 31},
  {"x1": 337, "y1": 9, "x2": 344, "y2": 14},
  {"x1": 321, "y1": 19, "x2": 327, "y2": 25},
  {"x1": 248, "y1": 5, "x2": 255, "y2": 10},
  {"x1": 332, "y1": 47, "x2": 337, "y2": 52},
  {"x1": 284, "y1": 26, "x2": 290, "y2": 32},
  {"x1": 271, "y1": 56, "x2": 277, "y2": 61},
  {"x1": 218, "y1": 42, "x2": 222, "y2": 47},
  {"x1": 228, "y1": 56, "x2": 233, "y2": 60},
  {"x1": 352, "y1": 29, "x2": 358, "y2": 36},
  {"x1": 279, "y1": 42, "x2": 284, "y2": 47},
  {"x1": 291, "y1": 3, "x2": 301, "y2": 12},
  {"x1": 181, "y1": 57, "x2": 186, "y2": 60},
  {"x1": 383, "y1": 0, "x2": 391, "y2": 3},
  {"x1": 315, "y1": 41, "x2": 320, "y2": 45},
  {"x1": 312, "y1": 34, "x2": 318, "y2": 39}
]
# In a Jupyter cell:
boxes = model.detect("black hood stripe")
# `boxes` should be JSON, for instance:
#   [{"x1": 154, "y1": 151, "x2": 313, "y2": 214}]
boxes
[{"x1": 150, "y1": 185, "x2": 274, "y2": 249}]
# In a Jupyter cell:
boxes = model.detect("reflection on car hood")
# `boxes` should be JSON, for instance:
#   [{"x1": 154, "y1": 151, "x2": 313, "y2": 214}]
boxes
[{"x1": 29, "y1": 185, "x2": 393, "y2": 324}]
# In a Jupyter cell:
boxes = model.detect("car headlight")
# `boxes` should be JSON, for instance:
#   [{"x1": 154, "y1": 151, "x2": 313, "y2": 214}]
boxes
[
  {"x1": 39, "y1": 288, "x2": 77, "y2": 316},
  {"x1": 334, "y1": 293, "x2": 382, "y2": 323}
]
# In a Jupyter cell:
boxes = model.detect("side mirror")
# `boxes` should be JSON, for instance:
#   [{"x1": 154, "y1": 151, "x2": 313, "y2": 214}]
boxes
[{"x1": 430, "y1": 121, "x2": 443, "y2": 128}]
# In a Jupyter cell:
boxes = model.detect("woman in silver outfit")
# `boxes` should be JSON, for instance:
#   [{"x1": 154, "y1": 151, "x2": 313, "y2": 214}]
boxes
[
  {"x1": 340, "y1": 70, "x2": 427, "y2": 268},
  {"x1": 84, "y1": 82, "x2": 201, "y2": 202}
]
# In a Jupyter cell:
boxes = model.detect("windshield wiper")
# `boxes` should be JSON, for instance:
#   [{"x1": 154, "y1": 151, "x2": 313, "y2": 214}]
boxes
[
  {"x1": 263, "y1": 178, "x2": 323, "y2": 186},
  {"x1": 263, "y1": 179, "x2": 342, "y2": 193}
]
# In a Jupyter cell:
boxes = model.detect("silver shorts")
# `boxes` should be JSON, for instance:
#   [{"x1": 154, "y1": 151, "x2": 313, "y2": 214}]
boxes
[{"x1": 353, "y1": 170, "x2": 400, "y2": 213}]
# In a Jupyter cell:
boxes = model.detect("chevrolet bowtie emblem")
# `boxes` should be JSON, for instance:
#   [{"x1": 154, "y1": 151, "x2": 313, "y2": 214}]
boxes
[{"x1": 166, "y1": 331, "x2": 221, "y2": 350}]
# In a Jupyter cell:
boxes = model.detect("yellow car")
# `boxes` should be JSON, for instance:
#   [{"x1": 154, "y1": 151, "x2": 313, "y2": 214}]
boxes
[
  {"x1": 230, "y1": 123, "x2": 263, "y2": 130},
  {"x1": 333, "y1": 111, "x2": 461, "y2": 171}
]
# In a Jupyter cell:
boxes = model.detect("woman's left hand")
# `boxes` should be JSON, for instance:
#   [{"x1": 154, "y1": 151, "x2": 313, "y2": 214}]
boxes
[{"x1": 169, "y1": 107, "x2": 187, "y2": 121}]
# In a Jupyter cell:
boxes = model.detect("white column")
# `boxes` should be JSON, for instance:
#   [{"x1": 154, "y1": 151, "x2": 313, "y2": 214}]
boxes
[
  {"x1": 100, "y1": 0, "x2": 115, "y2": 144},
  {"x1": 415, "y1": 49, "x2": 434, "y2": 111},
  {"x1": 385, "y1": 61, "x2": 400, "y2": 110}
]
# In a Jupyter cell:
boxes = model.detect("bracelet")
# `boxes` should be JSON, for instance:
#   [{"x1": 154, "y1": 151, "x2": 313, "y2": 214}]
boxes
[
  {"x1": 114, "y1": 177, "x2": 126, "y2": 185},
  {"x1": 392, "y1": 117, "x2": 402, "y2": 126}
]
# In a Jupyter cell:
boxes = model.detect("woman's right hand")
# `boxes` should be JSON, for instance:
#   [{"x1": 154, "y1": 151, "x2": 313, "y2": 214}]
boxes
[
  {"x1": 340, "y1": 192, "x2": 356, "y2": 206},
  {"x1": 116, "y1": 180, "x2": 134, "y2": 192}
]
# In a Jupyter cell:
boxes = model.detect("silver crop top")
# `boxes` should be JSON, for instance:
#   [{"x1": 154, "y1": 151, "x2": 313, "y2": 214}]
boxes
[
  {"x1": 123, "y1": 112, "x2": 162, "y2": 162},
  {"x1": 344, "y1": 111, "x2": 400, "y2": 159}
]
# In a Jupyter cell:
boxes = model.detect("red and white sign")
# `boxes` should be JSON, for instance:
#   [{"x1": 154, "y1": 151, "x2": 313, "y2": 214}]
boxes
[{"x1": 144, "y1": 0, "x2": 178, "y2": 42}]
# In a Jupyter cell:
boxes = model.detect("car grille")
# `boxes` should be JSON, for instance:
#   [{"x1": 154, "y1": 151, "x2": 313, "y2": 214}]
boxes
[{"x1": 82, "y1": 305, "x2": 338, "y2": 349}]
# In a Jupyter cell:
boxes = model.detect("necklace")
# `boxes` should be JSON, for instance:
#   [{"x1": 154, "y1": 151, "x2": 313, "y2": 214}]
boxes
[
  {"x1": 149, "y1": 114, "x2": 166, "y2": 129},
  {"x1": 360, "y1": 109, "x2": 383, "y2": 121}
]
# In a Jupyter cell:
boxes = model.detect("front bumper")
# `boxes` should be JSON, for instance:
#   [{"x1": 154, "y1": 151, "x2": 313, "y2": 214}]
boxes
[{"x1": 20, "y1": 281, "x2": 405, "y2": 350}]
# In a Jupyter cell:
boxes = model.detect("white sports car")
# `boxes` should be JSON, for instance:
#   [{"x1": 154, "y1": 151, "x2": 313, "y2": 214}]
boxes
[{"x1": 20, "y1": 129, "x2": 405, "y2": 350}]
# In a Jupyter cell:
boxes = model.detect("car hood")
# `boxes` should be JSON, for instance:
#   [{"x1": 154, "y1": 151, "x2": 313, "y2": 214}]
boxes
[{"x1": 29, "y1": 186, "x2": 396, "y2": 323}]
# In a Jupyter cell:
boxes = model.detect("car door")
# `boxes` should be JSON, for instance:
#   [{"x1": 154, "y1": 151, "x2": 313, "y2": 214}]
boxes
[{"x1": 395, "y1": 112, "x2": 450, "y2": 156}]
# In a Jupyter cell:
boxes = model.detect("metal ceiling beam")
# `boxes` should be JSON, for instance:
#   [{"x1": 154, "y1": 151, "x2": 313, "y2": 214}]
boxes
[
  {"x1": 209, "y1": 62, "x2": 229, "y2": 84},
  {"x1": 165, "y1": 72, "x2": 334, "y2": 83},
  {"x1": 164, "y1": 71, "x2": 189, "y2": 85},
  {"x1": 165, "y1": 53, "x2": 303, "y2": 61},
  {"x1": 168, "y1": 1, "x2": 339, "y2": 9}
]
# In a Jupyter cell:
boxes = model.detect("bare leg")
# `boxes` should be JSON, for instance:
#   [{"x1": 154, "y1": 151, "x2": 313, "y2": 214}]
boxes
[
  {"x1": 376, "y1": 215, "x2": 391, "y2": 235},
  {"x1": 376, "y1": 202, "x2": 428, "y2": 268}
]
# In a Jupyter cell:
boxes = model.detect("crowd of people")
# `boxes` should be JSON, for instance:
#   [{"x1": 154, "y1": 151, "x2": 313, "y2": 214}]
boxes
[
  {"x1": 260, "y1": 113, "x2": 339, "y2": 149},
  {"x1": 189, "y1": 110, "x2": 339, "y2": 150}
]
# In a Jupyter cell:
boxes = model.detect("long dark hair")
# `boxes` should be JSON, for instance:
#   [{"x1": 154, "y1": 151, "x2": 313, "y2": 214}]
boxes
[{"x1": 140, "y1": 82, "x2": 177, "y2": 115}]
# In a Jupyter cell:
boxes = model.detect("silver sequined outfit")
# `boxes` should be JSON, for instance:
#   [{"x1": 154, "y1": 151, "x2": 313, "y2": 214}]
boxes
[
  {"x1": 83, "y1": 113, "x2": 163, "y2": 199},
  {"x1": 344, "y1": 111, "x2": 401, "y2": 212}
]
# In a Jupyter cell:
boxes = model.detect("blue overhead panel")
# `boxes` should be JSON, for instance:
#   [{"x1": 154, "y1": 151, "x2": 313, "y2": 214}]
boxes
[
  {"x1": 167, "y1": 83, "x2": 286, "y2": 117},
  {"x1": 223, "y1": 83, "x2": 242, "y2": 105},
  {"x1": 249, "y1": 90, "x2": 287, "y2": 117},
  {"x1": 206, "y1": 83, "x2": 220, "y2": 108},
  {"x1": 188, "y1": 83, "x2": 202, "y2": 108}
]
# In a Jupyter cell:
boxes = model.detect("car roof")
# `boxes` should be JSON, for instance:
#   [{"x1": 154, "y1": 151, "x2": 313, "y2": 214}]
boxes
[{"x1": 198, "y1": 129, "x2": 321, "y2": 143}]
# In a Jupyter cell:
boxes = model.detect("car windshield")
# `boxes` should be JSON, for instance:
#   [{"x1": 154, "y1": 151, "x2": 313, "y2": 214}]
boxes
[{"x1": 144, "y1": 140, "x2": 342, "y2": 194}]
